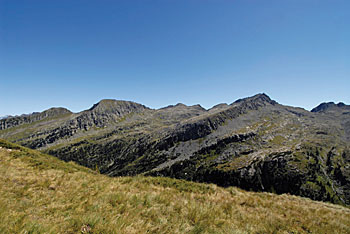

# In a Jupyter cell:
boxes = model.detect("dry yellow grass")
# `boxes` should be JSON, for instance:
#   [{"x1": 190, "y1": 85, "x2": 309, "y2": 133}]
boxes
[{"x1": 0, "y1": 139, "x2": 350, "y2": 234}]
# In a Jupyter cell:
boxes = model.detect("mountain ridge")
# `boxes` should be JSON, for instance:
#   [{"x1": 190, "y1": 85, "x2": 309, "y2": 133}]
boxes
[
  {"x1": 1, "y1": 93, "x2": 350, "y2": 205},
  {"x1": 311, "y1": 102, "x2": 350, "y2": 113}
]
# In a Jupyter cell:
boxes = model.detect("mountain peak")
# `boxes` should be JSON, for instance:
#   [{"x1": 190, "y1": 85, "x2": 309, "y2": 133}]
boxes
[
  {"x1": 90, "y1": 99, "x2": 121, "y2": 109},
  {"x1": 89, "y1": 99, "x2": 148, "y2": 115},
  {"x1": 175, "y1": 103, "x2": 187, "y2": 107},
  {"x1": 311, "y1": 102, "x2": 349, "y2": 113},
  {"x1": 42, "y1": 107, "x2": 72, "y2": 115},
  {"x1": 232, "y1": 93, "x2": 277, "y2": 105},
  {"x1": 209, "y1": 103, "x2": 229, "y2": 112},
  {"x1": 0, "y1": 107, "x2": 72, "y2": 130},
  {"x1": 191, "y1": 104, "x2": 206, "y2": 111}
]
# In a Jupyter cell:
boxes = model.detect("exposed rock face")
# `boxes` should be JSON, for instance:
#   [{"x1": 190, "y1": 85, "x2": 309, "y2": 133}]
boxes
[
  {"x1": 71, "y1": 99, "x2": 149, "y2": 130},
  {"x1": 89, "y1": 99, "x2": 148, "y2": 116},
  {"x1": 1, "y1": 94, "x2": 350, "y2": 205},
  {"x1": 0, "y1": 107, "x2": 72, "y2": 130},
  {"x1": 311, "y1": 102, "x2": 350, "y2": 113}
]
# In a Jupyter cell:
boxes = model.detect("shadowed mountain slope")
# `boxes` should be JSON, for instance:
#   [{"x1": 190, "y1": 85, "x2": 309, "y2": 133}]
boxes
[{"x1": 1, "y1": 139, "x2": 350, "y2": 233}]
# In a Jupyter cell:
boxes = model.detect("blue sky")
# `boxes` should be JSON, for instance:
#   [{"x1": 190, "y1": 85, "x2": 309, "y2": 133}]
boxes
[{"x1": 1, "y1": 0, "x2": 349, "y2": 116}]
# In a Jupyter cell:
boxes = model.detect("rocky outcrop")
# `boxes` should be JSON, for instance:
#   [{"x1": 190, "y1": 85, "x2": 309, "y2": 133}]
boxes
[
  {"x1": 0, "y1": 107, "x2": 72, "y2": 130},
  {"x1": 311, "y1": 102, "x2": 350, "y2": 113},
  {"x1": 75, "y1": 99, "x2": 149, "y2": 129}
]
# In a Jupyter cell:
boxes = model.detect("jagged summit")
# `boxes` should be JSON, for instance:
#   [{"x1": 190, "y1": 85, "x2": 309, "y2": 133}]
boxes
[
  {"x1": 232, "y1": 93, "x2": 277, "y2": 105},
  {"x1": 89, "y1": 99, "x2": 148, "y2": 113},
  {"x1": 0, "y1": 107, "x2": 72, "y2": 130},
  {"x1": 311, "y1": 102, "x2": 349, "y2": 113},
  {"x1": 68, "y1": 99, "x2": 150, "y2": 129},
  {"x1": 191, "y1": 104, "x2": 206, "y2": 111}
]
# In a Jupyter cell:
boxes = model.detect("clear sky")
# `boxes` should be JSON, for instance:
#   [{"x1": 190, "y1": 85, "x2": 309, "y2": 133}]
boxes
[{"x1": 1, "y1": 0, "x2": 349, "y2": 116}]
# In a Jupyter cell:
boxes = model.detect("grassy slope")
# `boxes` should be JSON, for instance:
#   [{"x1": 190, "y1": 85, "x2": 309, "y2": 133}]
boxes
[{"x1": 0, "y1": 139, "x2": 350, "y2": 234}]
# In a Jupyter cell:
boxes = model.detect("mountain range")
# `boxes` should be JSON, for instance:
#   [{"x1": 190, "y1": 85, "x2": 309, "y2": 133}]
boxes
[{"x1": 1, "y1": 93, "x2": 350, "y2": 205}]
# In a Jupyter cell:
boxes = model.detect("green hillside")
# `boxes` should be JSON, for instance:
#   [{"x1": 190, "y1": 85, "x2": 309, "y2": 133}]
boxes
[{"x1": 0, "y1": 139, "x2": 350, "y2": 233}]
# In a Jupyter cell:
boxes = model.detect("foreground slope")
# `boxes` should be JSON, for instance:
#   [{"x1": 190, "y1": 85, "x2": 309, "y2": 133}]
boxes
[
  {"x1": 1, "y1": 139, "x2": 350, "y2": 234},
  {"x1": 1, "y1": 94, "x2": 350, "y2": 205}
]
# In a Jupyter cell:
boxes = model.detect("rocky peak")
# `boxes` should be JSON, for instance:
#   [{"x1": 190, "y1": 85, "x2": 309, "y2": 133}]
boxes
[
  {"x1": 0, "y1": 107, "x2": 72, "y2": 130},
  {"x1": 68, "y1": 100, "x2": 149, "y2": 130},
  {"x1": 161, "y1": 103, "x2": 205, "y2": 111},
  {"x1": 175, "y1": 103, "x2": 187, "y2": 107},
  {"x1": 191, "y1": 104, "x2": 206, "y2": 111},
  {"x1": 89, "y1": 99, "x2": 148, "y2": 115},
  {"x1": 209, "y1": 103, "x2": 229, "y2": 112},
  {"x1": 162, "y1": 103, "x2": 190, "y2": 109},
  {"x1": 41, "y1": 107, "x2": 72, "y2": 117},
  {"x1": 157, "y1": 103, "x2": 206, "y2": 120},
  {"x1": 232, "y1": 93, "x2": 277, "y2": 106},
  {"x1": 311, "y1": 102, "x2": 349, "y2": 113}
]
